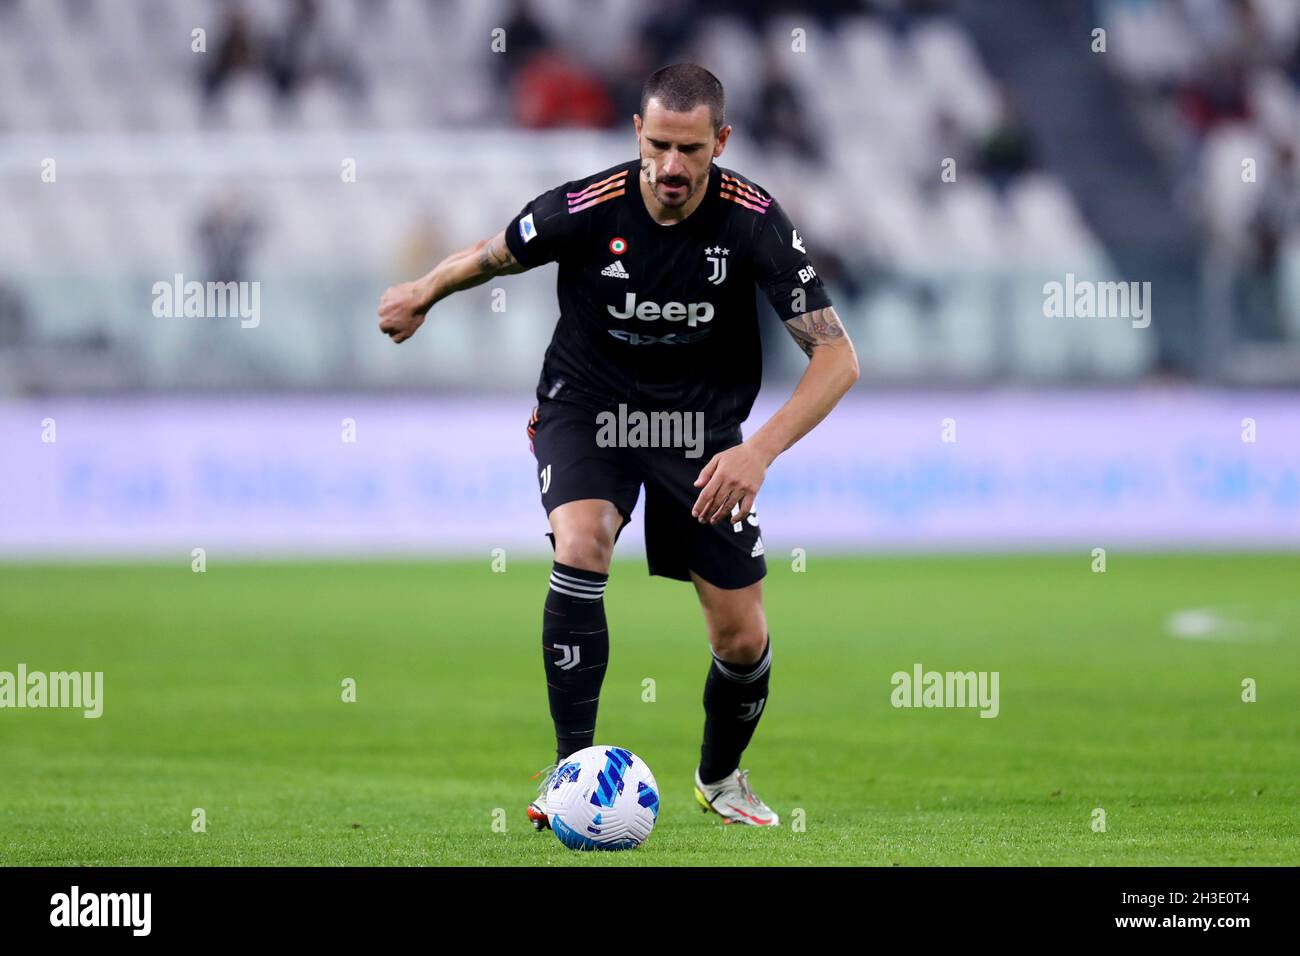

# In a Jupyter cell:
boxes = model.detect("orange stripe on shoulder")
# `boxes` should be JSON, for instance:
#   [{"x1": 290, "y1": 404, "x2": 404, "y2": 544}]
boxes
[
  {"x1": 568, "y1": 188, "x2": 625, "y2": 213},
  {"x1": 567, "y1": 170, "x2": 629, "y2": 203},
  {"x1": 720, "y1": 185, "x2": 769, "y2": 214},
  {"x1": 720, "y1": 173, "x2": 772, "y2": 205}
]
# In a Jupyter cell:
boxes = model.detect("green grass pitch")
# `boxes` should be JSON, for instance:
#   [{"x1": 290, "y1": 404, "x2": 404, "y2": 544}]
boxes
[{"x1": 1, "y1": 554, "x2": 1297, "y2": 866}]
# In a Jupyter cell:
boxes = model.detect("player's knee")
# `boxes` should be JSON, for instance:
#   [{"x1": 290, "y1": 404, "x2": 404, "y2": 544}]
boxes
[
  {"x1": 708, "y1": 617, "x2": 767, "y2": 665},
  {"x1": 553, "y1": 527, "x2": 616, "y2": 575}
]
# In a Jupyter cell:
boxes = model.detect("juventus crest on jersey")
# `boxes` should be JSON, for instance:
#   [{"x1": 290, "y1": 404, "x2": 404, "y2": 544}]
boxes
[{"x1": 504, "y1": 159, "x2": 833, "y2": 437}]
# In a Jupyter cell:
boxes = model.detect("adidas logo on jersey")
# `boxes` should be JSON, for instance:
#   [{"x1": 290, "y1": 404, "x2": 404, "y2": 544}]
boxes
[{"x1": 601, "y1": 260, "x2": 630, "y2": 279}]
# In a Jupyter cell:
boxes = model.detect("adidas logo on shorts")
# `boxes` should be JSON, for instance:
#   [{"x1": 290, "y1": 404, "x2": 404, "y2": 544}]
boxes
[
  {"x1": 601, "y1": 260, "x2": 630, "y2": 279},
  {"x1": 751, "y1": 536, "x2": 765, "y2": 558}
]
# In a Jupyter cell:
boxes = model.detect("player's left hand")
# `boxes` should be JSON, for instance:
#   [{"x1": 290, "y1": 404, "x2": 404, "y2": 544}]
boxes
[{"x1": 692, "y1": 442, "x2": 767, "y2": 525}]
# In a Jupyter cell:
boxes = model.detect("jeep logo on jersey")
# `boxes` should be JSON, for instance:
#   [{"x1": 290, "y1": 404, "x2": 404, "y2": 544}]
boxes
[{"x1": 607, "y1": 293, "x2": 714, "y2": 327}]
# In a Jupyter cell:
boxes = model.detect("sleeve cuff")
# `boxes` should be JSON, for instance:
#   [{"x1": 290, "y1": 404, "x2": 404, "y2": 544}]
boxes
[{"x1": 504, "y1": 218, "x2": 529, "y2": 268}]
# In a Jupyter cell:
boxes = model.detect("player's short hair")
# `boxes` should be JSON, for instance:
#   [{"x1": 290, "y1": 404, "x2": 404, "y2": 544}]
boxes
[{"x1": 640, "y1": 64, "x2": 726, "y2": 134}]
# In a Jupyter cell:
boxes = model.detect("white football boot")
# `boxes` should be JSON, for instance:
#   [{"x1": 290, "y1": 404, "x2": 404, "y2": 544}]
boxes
[
  {"x1": 694, "y1": 767, "x2": 780, "y2": 826},
  {"x1": 527, "y1": 763, "x2": 557, "y2": 831}
]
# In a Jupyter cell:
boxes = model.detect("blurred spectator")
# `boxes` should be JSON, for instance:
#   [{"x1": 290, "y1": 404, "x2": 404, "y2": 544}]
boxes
[
  {"x1": 811, "y1": 246, "x2": 868, "y2": 305},
  {"x1": 201, "y1": 7, "x2": 261, "y2": 105},
  {"x1": 197, "y1": 190, "x2": 260, "y2": 284},
  {"x1": 976, "y1": 89, "x2": 1036, "y2": 195},
  {"x1": 639, "y1": 0, "x2": 696, "y2": 69},
  {"x1": 1176, "y1": 54, "x2": 1251, "y2": 138},
  {"x1": 749, "y1": 51, "x2": 824, "y2": 165},
  {"x1": 607, "y1": 0, "x2": 697, "y2": 119},
  {"x1": 267, "y1": 0, "x2": 364, "y2": 102},
  {"x1": 1239, "y1": 139, "x2": 1300, "y2": 340},
  {"x1": 513, "y1": 52, "x2": 615, "y2": 129},
  {"x1": 495, "y1": 0, "x2": 551, "y2": 91}
]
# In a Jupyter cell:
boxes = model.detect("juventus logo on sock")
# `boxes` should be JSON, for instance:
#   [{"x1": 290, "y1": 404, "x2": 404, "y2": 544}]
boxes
[
  {"x1": 554, "y1": 644, "x2": 582, "y2": 670},
  {"x1": 738, "y1": 698, "x2": 766, "y2": 722}
]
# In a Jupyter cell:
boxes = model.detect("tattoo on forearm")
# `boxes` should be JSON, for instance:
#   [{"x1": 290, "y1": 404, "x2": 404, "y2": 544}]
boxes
[
  {"x1": 783, "y1": 306, "x2": 847, "y2": 358},
  {"x1": 477, "y1": 238, "x2": 522, "y2": 275}
]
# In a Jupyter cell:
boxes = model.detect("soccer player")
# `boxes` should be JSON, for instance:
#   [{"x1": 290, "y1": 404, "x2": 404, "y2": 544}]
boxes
[{"x1": 377, "y1": 64, "x2": 859, "y2": 828}]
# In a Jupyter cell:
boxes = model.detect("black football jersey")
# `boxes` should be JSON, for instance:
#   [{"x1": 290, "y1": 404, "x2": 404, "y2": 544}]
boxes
[{"x1": 504, "y1": 159, "x2": 833, "y2": 438}]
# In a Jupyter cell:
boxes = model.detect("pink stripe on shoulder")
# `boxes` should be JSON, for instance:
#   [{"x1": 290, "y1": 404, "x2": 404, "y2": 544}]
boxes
[
  {"x1": 721, "y1": 190, "x2": 768, "y2": 214},
  {"x1": 566, "y1": 170, "x2": 629, "y2": 202},
  {"x1": 568, "y1": 188, "x2": 625, "y2": 213}
]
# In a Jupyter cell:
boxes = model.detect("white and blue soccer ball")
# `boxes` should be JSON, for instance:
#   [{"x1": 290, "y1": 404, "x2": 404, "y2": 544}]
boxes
[{"x1": 548, "y1": 745, "x2": 659, "y2": 851}]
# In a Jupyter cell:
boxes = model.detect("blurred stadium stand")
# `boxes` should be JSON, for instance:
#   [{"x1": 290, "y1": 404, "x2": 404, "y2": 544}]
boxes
[
  {"x1": 0, "y1": 0, "x2": 1296, "y2": 392},
  {"x1": 1093, "y1": 0, "x2": 1300, "y2": 380}
]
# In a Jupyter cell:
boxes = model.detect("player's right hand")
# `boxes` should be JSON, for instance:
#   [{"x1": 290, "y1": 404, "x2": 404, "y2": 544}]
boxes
[{"x1": 377, "y1": 281, "x2": 429, "y2": 343}]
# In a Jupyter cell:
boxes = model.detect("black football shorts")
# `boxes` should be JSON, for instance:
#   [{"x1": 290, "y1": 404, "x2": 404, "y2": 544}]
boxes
[{"x1": 527, "y1": 399, "x2": 767, "y2": 590}]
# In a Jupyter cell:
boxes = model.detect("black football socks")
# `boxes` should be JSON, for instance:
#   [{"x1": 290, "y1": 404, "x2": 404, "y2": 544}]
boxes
[
  {"x1": 699, "y1": 635, "x2": 772, "y2": 784},
  {"x1": 542, "y1": 562, "x2": 610, "y2": 765}
]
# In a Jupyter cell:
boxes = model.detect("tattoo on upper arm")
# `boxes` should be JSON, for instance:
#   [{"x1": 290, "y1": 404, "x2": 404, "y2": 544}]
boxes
[
  {"x1": 477, "y1": 236, "x2": 524, "y2": 275},
  {"x1": 783, "y1": 306, "x2": 847, "y2": 358}
]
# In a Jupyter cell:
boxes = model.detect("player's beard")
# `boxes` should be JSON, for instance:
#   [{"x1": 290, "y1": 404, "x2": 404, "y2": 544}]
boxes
[{"x1": 646, "y1": 164, "x2": 706, "y2": 208}]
